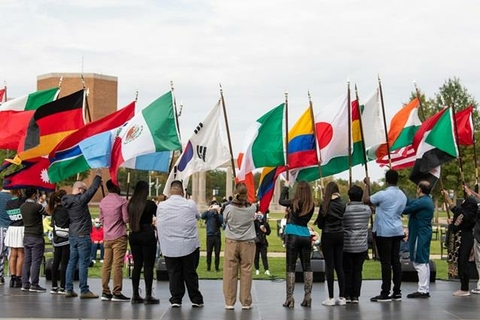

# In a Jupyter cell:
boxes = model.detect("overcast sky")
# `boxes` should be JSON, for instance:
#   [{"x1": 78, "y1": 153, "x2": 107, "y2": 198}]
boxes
[{"x1": 2, "y1": 0, "x2": 479, "y2": 182}]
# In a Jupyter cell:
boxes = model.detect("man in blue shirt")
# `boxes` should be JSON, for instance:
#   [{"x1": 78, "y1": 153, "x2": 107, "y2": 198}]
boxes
[{"x1": 363, "y1": 170, "x2": 407, "y2": 302}]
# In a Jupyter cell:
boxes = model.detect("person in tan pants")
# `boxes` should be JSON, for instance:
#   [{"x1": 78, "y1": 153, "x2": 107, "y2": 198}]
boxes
[{"x1": 222, "y1": 183, "x2": 257, "y2": 310}]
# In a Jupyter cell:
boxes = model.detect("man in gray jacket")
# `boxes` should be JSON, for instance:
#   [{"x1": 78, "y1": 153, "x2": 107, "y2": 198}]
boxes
[
  {"x1": 343, "y1": 185, "x2": 372, "y2": 303},
  {"x1": 63, "y1": 169, "x2": 102, "y2": 299}
]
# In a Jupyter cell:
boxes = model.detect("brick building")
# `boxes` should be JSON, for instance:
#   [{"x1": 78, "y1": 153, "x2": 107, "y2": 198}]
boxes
[{"x1": 37, "y1": 73, "x2": 118, "y2": 202}]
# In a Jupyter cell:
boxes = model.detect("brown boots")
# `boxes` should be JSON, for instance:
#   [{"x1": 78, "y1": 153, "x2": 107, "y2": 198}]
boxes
[
  {"x1": 301, "y1": 271, "x2": 313, "y2": 307},
  {"x1": 283, "y1": 272, "x2": 295, "y2": 308}
]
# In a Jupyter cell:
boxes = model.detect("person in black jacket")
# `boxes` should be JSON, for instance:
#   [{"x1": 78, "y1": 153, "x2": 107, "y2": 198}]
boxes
[
  {"x1": 316, "y1": 181, "x2": 346, "y2": 306},
  {"x1": 48, "y1": 190, "x2": 70, "y2": 294},
  {"x1": 62, "y1": 169, "x2": 102, "y2": 299},
  {"x1": 254, "y1": 210, "x2": 271, "y2": 276},
  {"x1": 441, "y1": 190, "x2": 477, "y2": 296}
]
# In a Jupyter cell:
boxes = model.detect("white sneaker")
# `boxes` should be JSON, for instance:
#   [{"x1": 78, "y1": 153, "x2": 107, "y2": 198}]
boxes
[
  {"x1": 265, "y1": 270, "x2": 271, "y2": 276},
  {"x1": 453, "y1": 290, "x2": 471, "y2": 297},
  {"x1": 255, "y1": 270, "x2": 260, "y2": 275},
  {"x1": 471, "y1": 288, "x2": 480, "y2": 294},
  {"x1": 322, "y1": 298, "x2": 335, "y2": 306},
  {"x1": 335, "y1": 297, "x2": 346, "y2": 306}
]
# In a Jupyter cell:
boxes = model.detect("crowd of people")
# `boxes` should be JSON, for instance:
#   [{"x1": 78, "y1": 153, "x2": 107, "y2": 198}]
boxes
[{"x1": 0, "y1": 169, "x2": 479, "y2": 311}]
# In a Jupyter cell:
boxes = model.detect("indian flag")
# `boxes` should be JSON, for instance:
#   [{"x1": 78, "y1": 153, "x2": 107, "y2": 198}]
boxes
[
  {"x1": 237, "y1": 104, "x2": 285, "y2": 181},
  {"x1": 109, "y1": 91, "x2": 181, "y2": 184}
]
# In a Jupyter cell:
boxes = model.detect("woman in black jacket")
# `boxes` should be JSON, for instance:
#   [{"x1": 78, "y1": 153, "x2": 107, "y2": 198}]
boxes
[
  {"x1": 316, "y1": 181, "x2": 346, "y2": 306},
  {"x1": 442, "y1": 191, "x2": 477, "y2": 296}
]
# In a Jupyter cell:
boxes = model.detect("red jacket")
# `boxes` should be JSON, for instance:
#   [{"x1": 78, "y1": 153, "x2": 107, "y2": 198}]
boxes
[{"x1": 91, "y1": 226, "x2": 104, "y2": 242}]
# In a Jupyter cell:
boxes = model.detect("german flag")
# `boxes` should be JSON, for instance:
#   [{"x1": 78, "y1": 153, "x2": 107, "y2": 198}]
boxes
[{"x1": 10, "y1": 90, "x2": 85, "y2": 164}]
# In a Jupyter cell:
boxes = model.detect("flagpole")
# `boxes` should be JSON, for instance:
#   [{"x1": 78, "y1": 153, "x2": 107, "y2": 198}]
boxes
[
  {"x1": 81, "y1": 75, "x2": 92, "y2": 123},
  {"x1": 347, "y1": 81, "x2": 352, "y2": 187},
  {"x1": 168, "y1": 81, "x2": 182, "y2": 176},
  {"x1": 413, "y1": 81, "x2": 426, "y2": 122},
  {"x1": 285, "y1": 91, "x2": 289, "y2": 181},
  {"x1": 354, "y1": 84, "x2": 370, "y2": 179},
  {"x1": 308, "y1": 91, "x2": 324, "y2": 193},
  {"x1": 471, "y1": 105, "x2": 479, "y2": 191},
  {"x1": 126, "y1": 171, "x2": 131, "y2": 200},
  {"x1": 219, "y1": 84, "x2": 237, "y2": 180},
  {"x1": 354, "y1": 84, "x2": 377, "y2": 259},
  {"x1": 378, "y1": 75, "x2": 392, "y2": 167}
]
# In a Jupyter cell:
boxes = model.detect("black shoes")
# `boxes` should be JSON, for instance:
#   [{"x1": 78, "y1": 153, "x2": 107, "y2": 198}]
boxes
[
  {"x1": 370, "y1": 294, "x2": 391, "y2": 302},
  {"x1": 112, "y1": 293, "x2": 130, "y2": 302},
  {"x1": 407, "y1": 292, "x2": 430, "y2": 299},
  {"x1": 390, "y1": 293, "x2": 402, "y2": 301},
  {"x1": 131, "y1": 295, "x2": 144, "y2": 304},
  {"x1": 144, "y1": 296, "x2": 160, "y2": 305}
]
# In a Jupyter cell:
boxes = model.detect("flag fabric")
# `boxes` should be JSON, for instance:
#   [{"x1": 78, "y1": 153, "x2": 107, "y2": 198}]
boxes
[
  {"x1": 48, "y1": 101, "x2": 136, "y2": 183},
  {"x1": 287, "y1": 107, "x2": 318, "y2": 169},
  {"x1": 121, "y1": 152, "x2": 171, "y2": 172},
  {"x1": 409, "y1": 107, "x2": 457, "y2": 185},
  {"x1": 257, "y1": 106, "x2": 318, "y2": 210},
  {"x1": 0, "y1": 87, "x2": 59, "y2": 112},
  {"x1": 163, "y1": 100, "x2": 231, "y2": 196},
  {"x1": 0, "y1": 111, "x2": 36, "y2": 150},
  {"x1": 110, "y1": 91, "x2": 181, "y2": 184},
  {"x1": 293, "y1": 94, "x2": 357, "y2": 182},
  {"x1": 257, "y1": 166, "x2": 285, "y2": 213},
  {"x1": 360, "y1": 89, "x2": 386, "y2": 160},
  {"x1": 0, "y1": 88, "x2": 5, "y2": 104},
  {"x1": 455, "y1": 105, "x2": 474, "y2": 146},
  {"x1": 237, "y1": 104, "x2": 285, "y2": 181},
  {"x1": 3, "y1": 158, "x2": 56, "y2": 191},
  {"x1": 237, "y1": 153, "x2": 256, "y2": 203},
  {"x1": 0, "y1": 87, "x2": 60, "y2": 150},
  {"x1": 10, "y1": 89, "x2": 85, "y2": 164},
  {"x1": 375, "y1": 98, "x2": 421, "y2": 169}
]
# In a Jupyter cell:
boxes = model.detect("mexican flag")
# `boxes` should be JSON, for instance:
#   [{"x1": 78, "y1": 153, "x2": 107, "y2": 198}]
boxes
[
  {"x1": 409, "y1": 107, "x2": 457, "y2": 186},
  {"x1": 109, "y1": 91, "x2": 181, "y2": 184},
  {"x1": 237, "y1": 103, "x2": 285, "y2": 181}
]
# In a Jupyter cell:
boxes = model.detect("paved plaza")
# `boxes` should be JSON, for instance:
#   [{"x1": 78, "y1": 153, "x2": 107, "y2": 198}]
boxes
[{"x1": 1, "y1": 277, "x2": 480, "y2": 320}]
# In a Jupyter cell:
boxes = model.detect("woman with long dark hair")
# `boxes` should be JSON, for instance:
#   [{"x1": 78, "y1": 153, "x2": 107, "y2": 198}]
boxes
[
  {"x1": 128, "y1": 181, "x2": 159, "y2": 304},
  {"x1": 48, "y1": 190, "x2": 70, "y2": 294},
  {"x1": 279, "y1": 180, "x2": 315, "y2": 308},
  {"x1": 316, "y1": 181, "x2": 346, "y2": 306}
]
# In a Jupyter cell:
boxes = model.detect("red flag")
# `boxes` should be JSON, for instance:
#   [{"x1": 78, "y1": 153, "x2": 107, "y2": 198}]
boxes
[
  {"x1": 0, "y1": 110, "x2": 35, "y2": 150},
  {"x1": 455, "y1": 105, "x2": 474, "y2": 146},
  {"x1": 0, "y1": 88, "x2": 5, "y2": 103},
  {"x1": 236, "y1": 153, "x2": 256, "y2": 203},
  {"x1": 3, "y1": 158, "x2": 56, "y2": 191}
]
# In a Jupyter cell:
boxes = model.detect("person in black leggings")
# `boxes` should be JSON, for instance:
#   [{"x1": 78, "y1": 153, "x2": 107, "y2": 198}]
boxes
[
  {"x1": 48, "y1": 190, "x2": 70, "y2": 294},
  {"x1": 441, "y1": 190, "x2": 476, "y2": 296},
  {"x1": 128, "y1": 181, "x2": 159, "y2": 304},
  {"x1": 279, "y1": 180, "x2": 315, "y2": 308},
  {"x1": 316, "y1": 181, "x2": 346, "y2": 306}
]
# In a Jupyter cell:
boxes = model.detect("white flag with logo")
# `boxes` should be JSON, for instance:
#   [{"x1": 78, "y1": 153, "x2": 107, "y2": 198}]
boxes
[{"x1": 163, "y1": 100, "x2": 231, "y2": 196}]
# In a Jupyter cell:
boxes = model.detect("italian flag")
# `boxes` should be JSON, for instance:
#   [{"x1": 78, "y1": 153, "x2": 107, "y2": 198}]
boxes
[
  {"x1": 109, "y1": 91, "x2": 181, "y2": 184},
  {"x1": 236, "y1": 104, "x2": 285, "y2": 181}
]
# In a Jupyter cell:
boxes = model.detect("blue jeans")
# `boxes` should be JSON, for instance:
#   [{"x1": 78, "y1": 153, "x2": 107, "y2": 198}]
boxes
[{"x1": 66, "y1": 236, "x2": 92, "y2": 293}]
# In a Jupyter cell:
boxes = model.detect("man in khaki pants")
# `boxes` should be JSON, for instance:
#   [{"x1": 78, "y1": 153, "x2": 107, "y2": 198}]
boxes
[{"x1": 100, "y1": 180, "x2": 129, "y2": 301}]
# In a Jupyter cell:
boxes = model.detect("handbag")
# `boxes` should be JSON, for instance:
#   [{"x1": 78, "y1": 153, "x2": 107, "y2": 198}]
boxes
[{"x1": 54, "y1": 225, "x2": 69, "y2": 238}]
